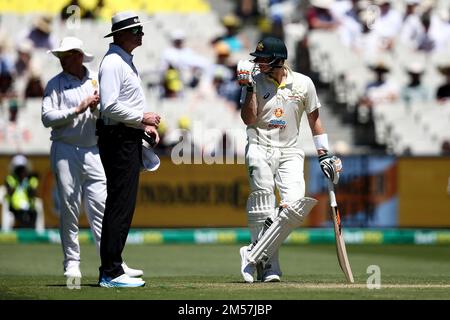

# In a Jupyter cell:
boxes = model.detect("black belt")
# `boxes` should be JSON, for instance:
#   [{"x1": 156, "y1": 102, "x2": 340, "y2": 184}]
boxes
[
  {"x1": 96, "y1": 119, "x2": 140, "y2": 136},
  {"x1": 96, "y1": 119, "x2": 155, "y2": 146}
]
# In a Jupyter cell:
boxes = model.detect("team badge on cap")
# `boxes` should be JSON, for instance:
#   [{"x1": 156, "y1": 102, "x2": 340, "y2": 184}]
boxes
[{"x1": 256, "y1": 42, "x2": 264, "y2": 51}]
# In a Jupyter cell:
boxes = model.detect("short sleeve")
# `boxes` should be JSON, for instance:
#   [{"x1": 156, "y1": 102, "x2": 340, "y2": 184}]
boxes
[{"x1": 305, "y1": 76, "x2": 321, "y2": 114}]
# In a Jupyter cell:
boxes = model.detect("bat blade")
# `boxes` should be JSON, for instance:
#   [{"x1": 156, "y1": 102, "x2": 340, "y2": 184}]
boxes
[
  {"x1": 330, "y1": 205, "x2": 354, "y2": 283},
  {"x1": 328, "y1": 181, "x2": 354, "y2": 283}
]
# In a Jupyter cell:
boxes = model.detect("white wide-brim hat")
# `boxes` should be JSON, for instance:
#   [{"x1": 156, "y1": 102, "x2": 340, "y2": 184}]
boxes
[
  {"x1": 141, "y1": 144, "x2": 160, "y2": 172},
  {"x1": 104, "y1": 11, "x2": 149, "y2": 38},
  {"x1": 406, "y1": 62, "x2": 425, "y2": 74},
  {"x1": 310, "y1": 0, "x2": 335, "y2": 9},
  {"x1": 48, "y1": 37, "x2": 94, "y2": 62}
]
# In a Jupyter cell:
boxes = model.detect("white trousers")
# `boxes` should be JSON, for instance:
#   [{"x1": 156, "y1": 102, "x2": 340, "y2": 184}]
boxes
[
  {"x1": 245, "y1": 144, "x2": 305, "y2": 277},
  {"x1": 50, "y1": 141, "x2": 106, "y2": 270},
  {"x1": 245, "y1": 144, "x2": 306, "y2": 202}
]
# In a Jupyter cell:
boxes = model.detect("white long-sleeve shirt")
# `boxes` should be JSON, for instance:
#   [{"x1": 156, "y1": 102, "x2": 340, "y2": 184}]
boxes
[
  {"x1": 41, "y1": 68, "x2": 99, "y2": 147},
  {"x1": 99, "y1": 43, "x2": 145, "y2": 128}
]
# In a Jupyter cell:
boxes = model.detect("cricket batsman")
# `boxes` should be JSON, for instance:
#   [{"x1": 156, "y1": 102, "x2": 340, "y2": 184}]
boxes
[{"x1": 237, "y1": 36, "x2": 342, "y2": 282}]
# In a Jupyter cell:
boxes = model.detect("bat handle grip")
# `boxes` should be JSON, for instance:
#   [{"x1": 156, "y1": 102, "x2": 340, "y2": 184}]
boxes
[{"x1": 327, "y1": 180, "x2": 337, "y2": 207}]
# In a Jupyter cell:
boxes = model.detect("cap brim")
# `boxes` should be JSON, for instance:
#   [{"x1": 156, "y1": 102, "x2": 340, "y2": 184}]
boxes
[
  {"x1": 250, "y1": 52, "x2": 272, "y2": 58},
  {"x1": 48, "y1": 49, "x2": 94, "y2": 62},
  {"x1": 104, "y1": 20, "x2": 150, "y2": 38},
  {"x1": 369, "y1": 65, "x2": 390, "y2": 72},
  {"x1": 438, "y1": 66, "x2": 450, "y2": 74}
]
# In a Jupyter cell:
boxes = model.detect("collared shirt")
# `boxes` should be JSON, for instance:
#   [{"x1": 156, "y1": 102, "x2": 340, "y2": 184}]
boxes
[
  {"x1": 99, "y1": 43, "x2": 145, "y2": 128},
  {"x1": 41, "y1": 68, "x2": 99, "y2": 147},
  {"x1": 243, "y1": 69, "x2": 321, "y2": 148}
]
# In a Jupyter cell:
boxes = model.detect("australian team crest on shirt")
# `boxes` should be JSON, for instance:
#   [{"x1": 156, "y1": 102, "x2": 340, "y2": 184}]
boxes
[
  {"x1": 91, "y1": 79, "x2": 98, "y2": 88},
  {"x1": 269, "y1": 107, "x2": 286, "y2": 130},
  {"x1": 274, "y1": 107, "x2": 284, "y2": 118}
]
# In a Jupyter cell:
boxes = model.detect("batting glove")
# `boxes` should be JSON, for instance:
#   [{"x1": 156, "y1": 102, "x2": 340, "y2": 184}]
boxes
[
  {"x1": 319, "y1": 153, "x2": 342, "y2": 184},
  {"x1": 237, "y1": 60, "x2": 255, "y2": 87}
]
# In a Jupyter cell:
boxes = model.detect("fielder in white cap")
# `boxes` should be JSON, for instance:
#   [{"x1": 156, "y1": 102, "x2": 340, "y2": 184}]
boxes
[{"x1": 41, "y1": 36, "x2": 142, "y2": 281}]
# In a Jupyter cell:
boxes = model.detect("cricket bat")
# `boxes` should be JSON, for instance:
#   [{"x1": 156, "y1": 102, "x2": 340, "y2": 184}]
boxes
[{"x1": 327, "y1": 180, "x2": 354, "y2": 283}]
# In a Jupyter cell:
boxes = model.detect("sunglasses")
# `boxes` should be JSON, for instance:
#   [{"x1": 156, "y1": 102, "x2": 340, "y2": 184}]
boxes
[{"x1": 129, "y1": 26, "x2": 143, "y2": 35}]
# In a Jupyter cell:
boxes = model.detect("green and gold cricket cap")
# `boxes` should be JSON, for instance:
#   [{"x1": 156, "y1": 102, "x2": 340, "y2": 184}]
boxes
[{"x1": 250, "y1": 37, "x2": 288, "y2": 60}]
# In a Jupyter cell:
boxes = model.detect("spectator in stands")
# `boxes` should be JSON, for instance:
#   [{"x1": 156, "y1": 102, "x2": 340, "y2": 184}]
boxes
[
  {"x1": 366, "y1": 0, "x2": 402, "y2": 53},
  {"x1": 0, "y1": 33, "x2": 15, "y2": 100},
  {"x1": 0, "y1": 62, "x2": 14, "y2": 100},
  {"x1": 359, "y1": 57, "x2": 399, "y2": 108},
  {"x1": 7, "y1": 97, "x2": 20, "y2": 123},
  {"x1": 4, "y1": 154, "x2": 39, "y2": 228},
  {"x1": 160, "y1": 29, "x2": 208, "y2": 98},
  {"x1": 24, "y1": 65, "x2": 44, "y2": 98},
  {"x1": 441, "y1": 140, "x2": 450, "y2": 156},
  {"x1": 202, "y1": 41, "x2": 241, "y2": 108},
  {"x1": 14, "y1": 40, "x2": 34, "y2": 78},
  {"x1": 400, "y1": 0, "x2": 425, "y2": 50},
  {"x1": 403, "y1": 0, "x2": 420, "y2": 21},
  {"x1": 162, "y1": 64, "x2": 183, "y2": 98},
  {"x1": 338, "y1": 0, "x2": 371, "y2": 50},
  {"x1": 436, "y1": 62, "x2": 450, "y2": 102},
  {"x1": 306, "y1": 0, "x2": 339, "y2": 31},
  {"x1": 0, "y1": 34, "x2": 14, "y2": 86},
  {"x1": 401, "y1": 62, "x2": 430, "y2": 107},
  {"x1": 401, "y1": 1, "x2": 450, "y2": 54},
  {"x1": 415, "y1": 10, "x2": 436, "y2": 53},
  {"x1": 212, "y1": 14, "x2": 248, "y2": 53},
  {"x1": 236, "y1": 0, "x2": 258, "y2": 20},
  {"x1": 22, "y1": 15, "x2": 58, "y2": 50}
]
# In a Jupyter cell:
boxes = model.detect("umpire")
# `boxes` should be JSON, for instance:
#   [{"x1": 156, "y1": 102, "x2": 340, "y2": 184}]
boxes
[{"x1": 97, "y1": 11, "x2": 160, "y2": 288}]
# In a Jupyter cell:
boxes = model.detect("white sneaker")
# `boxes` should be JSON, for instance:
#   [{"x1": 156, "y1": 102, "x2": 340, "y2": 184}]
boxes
[
  {"x1": 262, "y1": 252, "x2": 281, "y2": 282},
  {"x1": 240, "y1": 246, "x2": 256, "y2": 283},
  {"x1": 122, "y1": 262, "x2": 143, "y2": 277},
  {"x1": 99, "y1": 274, "x2": 145, "y2": 288},
  {"x1": 263, "y1": 272, "x2": 281, "y2": 282},
  {"x1": 64, "y1": 265, "x2": 82, "y2": 278}
]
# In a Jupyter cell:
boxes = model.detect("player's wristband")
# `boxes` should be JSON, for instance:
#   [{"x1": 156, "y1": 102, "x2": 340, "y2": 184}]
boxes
[
  {"x1": 246, "y1": 86, "x2": 254, "y2": 93},
  {"x1": 313, "y1": 134, "x2": 329, "y2": 151}
]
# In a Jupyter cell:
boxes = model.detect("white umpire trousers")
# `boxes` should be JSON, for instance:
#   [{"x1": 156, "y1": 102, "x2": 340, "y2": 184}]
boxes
[
  {"x1": 245, "y1": 144, "x2": 306, "y2": 202},
  {"x1": 50, "y1": 141, "x2": 106, "y2": 270}
]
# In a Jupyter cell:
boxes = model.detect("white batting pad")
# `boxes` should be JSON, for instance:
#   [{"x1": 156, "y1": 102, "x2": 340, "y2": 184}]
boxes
[
  {"x1": 247, "y1": 197, "x2": 318, "y2": 265},
  {"x1": 247, "y1": 191, "x2": 276, "y2": 241}
]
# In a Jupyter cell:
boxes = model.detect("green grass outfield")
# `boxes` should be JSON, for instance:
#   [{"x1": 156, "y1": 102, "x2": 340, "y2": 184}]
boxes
[{"x1": 0, "y1": 243, "x2": 449, "y2": 300}]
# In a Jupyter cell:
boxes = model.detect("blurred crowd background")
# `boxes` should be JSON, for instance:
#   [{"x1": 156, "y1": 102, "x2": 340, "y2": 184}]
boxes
[
  {"x1": 0, "y1": 0, "x2": 449, "y2": 158},
  {"x1": 0, "y1": 0, "x2": 450, "y2": 229}
]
